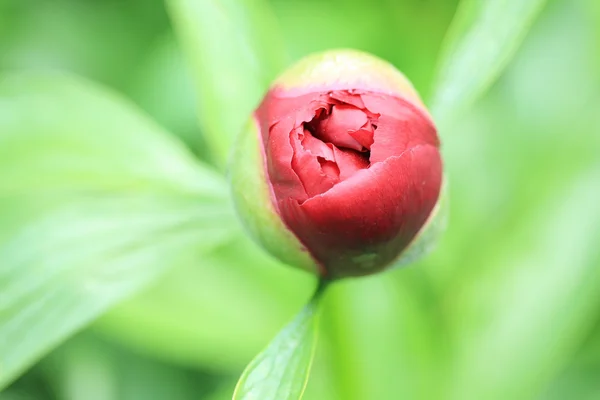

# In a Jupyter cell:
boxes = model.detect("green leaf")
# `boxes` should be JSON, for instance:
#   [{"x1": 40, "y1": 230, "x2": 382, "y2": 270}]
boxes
[
  {"x1": 321, "y1": 271, "x2": 446, "y2": 400},
  {"x1": 430, "y1": 0, "x2": 548, "y2": 123},
  {"x1": 42, "y1": 334, "x2": 230, "y2": 400},
  {"x1": 166, "y1": 0, "x2": 288, "y2": 168},
  {"x1": 125, "y1": 34, "x2": 205, "y2": 159},
  {"x1": 0, "y1": 72, "x2": 235, "y2": 389},
  {"x1": 95, "y1": 231, "x2": 314, "y2": 371},
  {"x1": 541, "y1": 361, "x2": 600, "y2": 400},
  {"x1": 233, "y1": 284, "x2": 325, "y2": 400},
  {"x1": 447, "y1": 166, "x2": 600, "y2": 399}
]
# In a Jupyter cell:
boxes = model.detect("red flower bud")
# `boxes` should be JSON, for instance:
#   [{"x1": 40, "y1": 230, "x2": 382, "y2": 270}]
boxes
[{"x1": 231, "y1": 50, "x2": 445, "y2": 279}]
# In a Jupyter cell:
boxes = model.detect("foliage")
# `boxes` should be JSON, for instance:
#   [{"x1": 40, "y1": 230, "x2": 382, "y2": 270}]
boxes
[{"x1": 1, "y1": 0, "x2": 599, "y2": 399}]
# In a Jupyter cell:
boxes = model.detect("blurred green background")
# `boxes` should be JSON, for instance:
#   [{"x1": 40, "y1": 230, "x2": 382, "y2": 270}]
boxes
[{"x1": 1, "y1": 0, "x2": 600, "y2": 399}]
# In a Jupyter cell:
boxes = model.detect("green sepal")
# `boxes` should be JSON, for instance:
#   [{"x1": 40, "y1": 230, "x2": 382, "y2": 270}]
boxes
[{"x1": 229, "y1": 118, "x2": 318, "y2": 274}]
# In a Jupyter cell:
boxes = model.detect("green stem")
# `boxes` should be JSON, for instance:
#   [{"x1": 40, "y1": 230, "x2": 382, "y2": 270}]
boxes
[{"x1": 310, "y1": 278, "x2": 332, "y2": 304}]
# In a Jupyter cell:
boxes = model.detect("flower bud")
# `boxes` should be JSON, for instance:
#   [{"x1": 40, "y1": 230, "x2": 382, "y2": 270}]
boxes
[{"x1": 231, "y1": 49, "x2": 445, "y2": 279}]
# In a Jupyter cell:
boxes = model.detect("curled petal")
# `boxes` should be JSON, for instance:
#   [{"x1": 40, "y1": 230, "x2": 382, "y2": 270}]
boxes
[
  {"x1": 332, "y1": 146, "x2": 369, "y2": 181},
  {"x1": 265, "y1": 119, "x2": 307, "y2": 202},
  {"x1": 300, "y1": 129, "x2": 334, "y2": 160},
  {"x1": 329, "y1": 90, "x2": 366, "y2": 109},
  {"x1": 318, "y1": 157, "x2": 340, "y2": 182},
  {"x1": 280, "y1": 144, "x2": 442, "y2": 277},
  {"x1": 290, "y1": 127, "x2": 337, "y2": 197},
  {"x1": 348, "y1": 120, "x2": 376, "y2": 150},
  {"x1": 315, "y1": 104, "x2": 368, "y2": 151},
  {"x1": 232, "y1": 49, "x2": 444, "y2": 279}
]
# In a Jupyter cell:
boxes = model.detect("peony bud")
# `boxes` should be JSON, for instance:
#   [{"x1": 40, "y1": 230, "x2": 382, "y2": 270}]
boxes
[{"x1": 231, "y1": 50, "x2": 445, "y2": 279}]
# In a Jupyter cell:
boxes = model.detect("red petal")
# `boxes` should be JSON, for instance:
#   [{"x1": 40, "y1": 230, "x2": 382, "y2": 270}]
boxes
[
  {"x1": 280, "y1": 144, "x2": 442, "y2": 277},
  {"x1": 265, "y1": 118, "x2": 307, "y2": 202},
  {"x1": 301, "y1": 129, "x2": 334, "y2": 160},
  {"x1": 329, "y1": 91, "x2": 366, "y2": 109},
  {"x1": 348, "y1": 120, "x2": 375, "y2": 150},
  {"x1": 369, "y1": 115, "x2": 410, "y2": 163},
  {"x1": 363, "y1": 94, "x2": 439, "y2": 147},
  {"x1": 361, "y1": 93, "x2": 407, "y2": 120},
  {"x1": 290, "y1": 127, "x2": 337, "y2": 197},
  {"x1": 318, "y1": 157, "x2": 340, "y2": 181},
  {"x1": 332, "y1": 146, "x2": 369, "y2": 181},
  {"x1": 257, "y1": 92, "x2": 336, "y2": 203},
  {"x1": 316, "y1": 105, "x2": 367, "y2": 151}
]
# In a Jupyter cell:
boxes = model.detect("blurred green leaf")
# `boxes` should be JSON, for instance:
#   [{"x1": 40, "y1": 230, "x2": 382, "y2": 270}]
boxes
[
  {"x1": 125, "y1": 34, "x2": 205, "y2": 159},
  {"x1": 428, "y1": 0, "x2": 600, "y2": 288},
  {"x1": 95, "y1": 232, "x2": 313, "y2": 371},
  {"x1": 42, "y1": 335, "x2": 227, "y2": 400},
  {"x1": 541, "y1": 315, "x2": 600, "y2": 399},
  {"x1": 0, "y1": 1, "x2": 168, "y2": 91},
  {"x1": 430, "y1": 0, "x2": 548, "y2": 123},
  {"x1": 0, "y1": 72, "x2": 235, "y2": 389},
  {"x1": 541, "y1": 361, "x2": 600, "y2": 400},
  {"x1": 448, "y1": 166, "x2": 600, "y2": 399},
  {"x1": 166, "y1": 0, "x2": 288, "y2": 168},
  {"x1": 270, "y1": 0, "x2": 458, "y2": 96},
  {"x1": 233, "y1": 289, "x2": 323, "y2": 400},
  {"x1": 320, "y1": 271, "x2": 446, "y2": 400}
]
